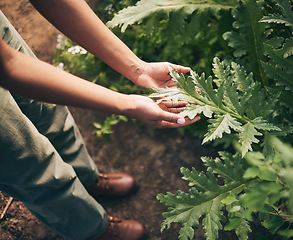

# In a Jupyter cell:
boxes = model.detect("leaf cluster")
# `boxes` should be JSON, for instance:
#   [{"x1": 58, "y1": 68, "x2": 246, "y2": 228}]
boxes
[
  {"x1": 158, "y1": 146, "x2": 293, "y2": 240},
  {"x1": 107, "y1": 0, "x2": 238, "y2": 76},
  {"x1": 146, "y1": 0, "x2": 293, "y2": 239},
  {"x1": 150, "y1": 58, "x2": 281, "y2": 157},
  {"x1": 56, "y1": 0, "x2": 293, "y2": 239},
  {"x1": 107, "y1": 0, "x2": 238, "y2": 33}
]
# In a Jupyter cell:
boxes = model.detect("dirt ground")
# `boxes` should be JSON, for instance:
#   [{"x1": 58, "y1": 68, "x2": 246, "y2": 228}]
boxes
[{"x1": 0, "y1": 1, "x2": 230, "y2": 239}]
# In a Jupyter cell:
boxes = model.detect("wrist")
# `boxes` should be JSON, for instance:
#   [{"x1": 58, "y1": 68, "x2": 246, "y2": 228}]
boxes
[
  {"x1": 127, "y1": 59, "x2": 146, "y2": 84},
  {"x1": 116, "y1": 94, "x2": 136, "y2": 117}
]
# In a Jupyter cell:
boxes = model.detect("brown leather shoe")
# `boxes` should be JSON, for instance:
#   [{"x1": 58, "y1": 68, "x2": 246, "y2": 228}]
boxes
[
  {"x1": 96, "y1": 216, "x2": 146, "y2": 240},
  {"x1": 87, "y1": 173, "x2": 138, "y2": 198}
]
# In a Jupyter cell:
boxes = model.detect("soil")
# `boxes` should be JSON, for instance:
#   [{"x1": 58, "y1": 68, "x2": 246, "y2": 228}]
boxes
[{"x1": 0, "y1": 1, "x2": 230, "y2": 240}]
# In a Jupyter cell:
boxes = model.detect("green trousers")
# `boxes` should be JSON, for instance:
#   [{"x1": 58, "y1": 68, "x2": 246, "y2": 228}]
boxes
[{"x1": 0, "y1": 11, "x2": 107, "y2": 240}]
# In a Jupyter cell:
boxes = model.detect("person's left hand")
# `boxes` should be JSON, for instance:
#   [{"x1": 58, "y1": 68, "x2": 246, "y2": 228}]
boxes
[{"x1": 134, "y1": 62, "x2": 191, "y2": 88}]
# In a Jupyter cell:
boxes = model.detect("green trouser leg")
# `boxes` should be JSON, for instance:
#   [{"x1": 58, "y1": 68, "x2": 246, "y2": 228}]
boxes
[{"x1": 0, "y1": 11, "x2": 107, "y2": 240}]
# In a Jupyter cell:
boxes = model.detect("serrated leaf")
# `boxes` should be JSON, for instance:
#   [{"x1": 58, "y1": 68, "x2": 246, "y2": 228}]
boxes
[
  {"x1": 261, "y1": 215, "x2": 286, "y2": 234},
  {"x1": 231, "y1": 62, "x2": 253, "y2": 92},
  {"x1": 212, "y1": 57, "x2": 230, "y2": 87},
  {"x1": 203, "y1": 114, "x2": 243, "y2": 144},
  {"x1": 158, "y1": 155, "x2": 249, "y2": 240},
  {"x1": 224, "y1": 0, "x2": 267, "y2": 84},
  {"x1": 238, "y1": 122, "x2": 262, "y2": 157},
  {"x1": 203, "y1": 210, "x2": 223, "y2": 240},
  {"x1": 179, "y1": 104, "x2": 213, "y2": 119},
  {"x1": 107, "y1": 0, "x2": 237, "y2": 32},
  {"x1": 225, "y1": 203, "x2": 252, "y2": 240},
  {"x1": 262, "y1": 61, "x2": 293, "y2": 91},
  {"x1": 251, "y1": 117, "x2": 281, "y2": 131},
  {"x1": 224, "y1": 76, "x2": 243, "y2": 115},
  {"x1": 263, "y1": 41, "x2": 293, "y2": 76},
  {"x1": 149, "y1": 87, "x2": 196, "y2": 104},
  {"x1": 235, "y1": 219, "x2": 251, "y2": 240},
  {"x1": 260, "y1": 14, "x2": 293, "y2": 27},
  {"x1": 202, "y1": 152, "x2": 245, "y2": 182},
  {"x1": 178, "y1": 225, "x2": 194, "y2": 240},
  {"x1": 273, "y1": 0, "x2": 293, "y2": 32},
  {"x1": 190, "y1": 69, "x2": 223, "y2": 108},
  {"x1": 182, "y1": 167, "x2": 220, "y2": 192}
]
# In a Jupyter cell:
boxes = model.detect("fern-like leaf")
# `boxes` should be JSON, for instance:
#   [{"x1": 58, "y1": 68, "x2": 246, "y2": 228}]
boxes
[
  {"x1": 223, "y1": 0, "x2": 267, "y2": 85},
  {"x1": 261, "y1": 14, "x2": 293, "y2": 27},
  {"x1": 260, "y1": 0, "x2": 293, "y2": 32},
  {"x1": 262, "y1": 42, "x2": 293, "y2": 91},
  {"x1": 158, "y1": 153, "x2": 249, "y2": 240},
  {"x1": 238, "y1": 122, "x2": 262, "y2": 157},
  {"x1": 203, "y1": 114, "x2": 243, "y2": 144},
  {"x1": 107, "y1": 0, "x2": 238, "y2": 33},
  {"x1": 150, "y1": 58, "x2": 280, "y2": 155}
]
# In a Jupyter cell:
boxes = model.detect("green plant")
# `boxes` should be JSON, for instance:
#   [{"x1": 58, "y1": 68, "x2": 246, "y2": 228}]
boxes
[
  {"x1": 145, "y1": 0, "x2": 293, "y2": 239},
  {"x1": 93, "y1": 114, "x2": 127, "y2": 141},
  {"x1": 151, "y1": 62, "x2": 293, "y2": 239},
  {"x1": 53, "y1": 1, "x2": 141, "y2": 140},
  {"x1": 157, "y1": 138, "x2": 293, "y2": 240},
  {"x1": 0, "y1": 217, "x2": 12, "y2": 227},
  {"x1": 53, "y1": 0, "x2": 293, "y2": 238},
  {"x1": 107, "y1": 0, "x2": 238, "y2": 75}
]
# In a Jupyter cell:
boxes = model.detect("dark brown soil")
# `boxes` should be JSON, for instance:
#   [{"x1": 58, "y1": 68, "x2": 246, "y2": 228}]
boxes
[{"x1": 0, "y1": 1, "x2": 220, "y2": 239}]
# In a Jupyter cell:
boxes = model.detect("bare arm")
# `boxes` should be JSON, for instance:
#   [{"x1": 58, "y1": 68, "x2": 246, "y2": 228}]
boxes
[
  {"x1": 28, "y1": 0, "x2": 191, "y2": 87},
  {"x1": 0, "y1": 39, "x2": 200, "y2": 128},
  {"x1": 29, "y1": 0, "x2": 145, "y2": 82}
]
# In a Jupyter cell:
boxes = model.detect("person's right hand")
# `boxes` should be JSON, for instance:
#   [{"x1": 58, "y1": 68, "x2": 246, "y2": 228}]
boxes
[{"x1": 124, "y1": 95, "x2": 200, "y2": 128}]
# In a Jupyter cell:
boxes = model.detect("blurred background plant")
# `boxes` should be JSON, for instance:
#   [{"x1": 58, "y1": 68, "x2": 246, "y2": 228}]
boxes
[{"x1": 93, "y1": 114, "x2": 127, "y2": 141}]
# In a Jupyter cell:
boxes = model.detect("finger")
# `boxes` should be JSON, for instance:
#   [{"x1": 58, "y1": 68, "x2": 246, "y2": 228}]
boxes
[
  {"x1": 162, "y1": 101, "x2": 189, "y2": 108},
  {"x1": 167, "y1": 107, "x2": 185, "y2": 113},
  {"x1": 158, "y1": 116, "x2": 200, "y2": 129},
  {"x1": 168, "y1": 63, "x2": 191, "y2": 74}
]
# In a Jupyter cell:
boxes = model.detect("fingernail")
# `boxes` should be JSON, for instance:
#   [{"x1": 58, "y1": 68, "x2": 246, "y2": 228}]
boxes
[{"x1": 177, "y1": 118, "x2": 185, "y2": 124}]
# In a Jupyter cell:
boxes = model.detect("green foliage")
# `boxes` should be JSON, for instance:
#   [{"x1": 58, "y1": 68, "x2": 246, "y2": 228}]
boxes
[
  {"x1": 0, "y1": 217, "x2": 12, "y2": 227},
  {"x1": 159, "y1": 142, "x2": 293, "y2": 239},
  {"x1": 157, "y1": 152, "x2": 249, "y2": 240},
  {"x1": 54, "y1": 0, "x2": 293, "y2": 238},
  {"x1": 260, "y1": 0, "x2": 293, "y2": 117},
  {"x1": 144, "y1": 0, "x2": 293, "y2": 239},
  {"x1": 53, "y1": 0, "x2": 142, "y2": 138},
  {"x1": 223, "y1": 0, "x2": 268, "y2": 86},
  {"x1": 150, "y1": 59, "x2": 282, "y2": 157},
  {"x1": 107, "y1": 0, "x2": 237, "y2": 76},
  {"x1": 107, "y1": 0, "x2": 238, "y2": 33},
  {"x1": 53, "y1": 0, "x2": 142, "y2": 95},
  {"x1": 53, "y1": 34, "x2": 140, "y2": 95},
  {"x1": 93, "y1": 115, "x2": 128, "y2": 141},
  {"x1": 260, "y1": 0, "x2": 293, "y2": 31}
]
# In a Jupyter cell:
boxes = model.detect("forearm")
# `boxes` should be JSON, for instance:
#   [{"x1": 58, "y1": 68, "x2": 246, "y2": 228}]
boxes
[
  {"x1": 0, "y1": 40, "x2": 131, "y2": 115},
  {"x1": 29, "y1": 0, "x2": 145, "y2": 82}
]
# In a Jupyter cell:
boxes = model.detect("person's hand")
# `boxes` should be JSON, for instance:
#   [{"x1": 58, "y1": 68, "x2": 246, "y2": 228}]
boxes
[
  {"x1": 125, "y1": 95, "x2": 200, "y2": 128},
  {"x1": 134, "y1": 62, "x2": 191, "y2": 88}
]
